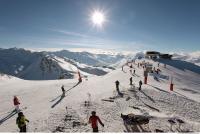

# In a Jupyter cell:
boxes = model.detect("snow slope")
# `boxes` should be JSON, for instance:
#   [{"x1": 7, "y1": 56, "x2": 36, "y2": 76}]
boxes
[
  {"x1": 0, "y1": 48, "x2": 118, "y2": 80},
  {"x1": 0, "y1": 58, "x2": 200, "y2": 132}
]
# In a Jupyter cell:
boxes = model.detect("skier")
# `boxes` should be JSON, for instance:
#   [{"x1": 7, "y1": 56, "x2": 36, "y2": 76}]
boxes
[
  {"x1": 16, "y1": 112, "x2": 29, "y2": 132},
  {"x1": 115, "y1": 80, "x2": 120, "y2": 93},
  {"x1": 138, "y1": 80, "x2": 142, "y2": 90},
  {"x1": 61, "y1": 85, "x2": 65, "y2": 97},
  {"x1": 13, "y1": 96, "x2": 20, "y2": 112},
  {"x1": 129, "y1": 65, "x2": 133, "y2": 73},
  {"x1": 89, "y1": 111, "x2": 104, "y2": 132},
  {"x1": 133, "y1": 69, "x2": 136, "y2": 74},
  {"x1": 129, "y1": 77, "x2": 133, "y2": 85}
]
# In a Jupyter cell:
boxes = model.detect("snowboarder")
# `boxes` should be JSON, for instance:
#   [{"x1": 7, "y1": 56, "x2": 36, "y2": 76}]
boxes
[
  {"x1": 115, "y1": 80, "x2": 120, "y2": 93},
  {"x1": 129, "y1": 77, "x2": 133, "y2": 85},
  {"x1": 138, "y1": 80, "x2": 142, "y2": 90},
  {"x1": 16, "y1": 112, "x2": 29, "y2": 132},
  {"x1": 61, "y1": 85, "x2": 65, "y2": 97},
  {"x1": 13, "y1": 96, "x2": 20, "y2": 112},
  {"x1": 89, "y1": 111, "x2": 104, "y2": 132}
]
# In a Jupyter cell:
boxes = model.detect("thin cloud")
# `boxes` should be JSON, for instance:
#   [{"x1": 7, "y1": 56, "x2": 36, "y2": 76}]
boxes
[
  {"x1": 50, "y1": 29, "x2": 90, "y2": 38},
  {"x1": 34, "y1": 29, "x2": 153, "y2": 51}
]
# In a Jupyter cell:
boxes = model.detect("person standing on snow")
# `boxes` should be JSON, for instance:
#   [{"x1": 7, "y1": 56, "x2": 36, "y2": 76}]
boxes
[
  {"x1": 130, "y1": 77, "x2": 133, "y2": 85},
  {"x1": 16, "y1": 112, "x2": 29, "y2": 132},
  {"x1": 129, "y1": 64, "x2": 133, "y2": 73},
  {"x1": 138, "y1": 80, "x2": 143, "y2": 90},
  {"x1": 13, "y1": 96, "x2": 20, "y2": 112},
  {"x1": 89, "y1": 111, "x2": 104, "y2": 132},
  {"x1": 61, "y1": 85, "x2": 65, "y2": 97},
  {"x1": 115, "y1": 80, "x2": 120, "y2": 93}
]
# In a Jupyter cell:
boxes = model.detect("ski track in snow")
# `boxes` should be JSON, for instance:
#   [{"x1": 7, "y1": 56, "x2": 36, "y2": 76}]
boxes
[{"x1": 0, "y1": 59, "x2": 200, "y2": 132}]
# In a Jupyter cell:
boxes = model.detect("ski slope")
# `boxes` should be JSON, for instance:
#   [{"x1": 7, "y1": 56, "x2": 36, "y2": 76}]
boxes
[{"x1": 0, "y1": 58, "x2": 200, "y2": 132}]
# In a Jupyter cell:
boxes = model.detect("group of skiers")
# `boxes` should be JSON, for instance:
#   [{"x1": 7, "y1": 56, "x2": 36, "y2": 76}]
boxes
[
  {"x1": 13, "y1": 96, "x2": 29, "y2": 132},
  {"x1": 115, "y1": 79, "x2": 143, "y2": 94},
  {"x1": 13, "y1": 95, "x2": 105, "y2": 133},
  {"x1": 11, "y1": 65, "x2": 146, "y2": 133},
  {"x1": 122, "y1": 62, "x2": 136, "y2": 75},
  {"x1": 129, "y1": 77, "x2": 142, "y2": 90}
]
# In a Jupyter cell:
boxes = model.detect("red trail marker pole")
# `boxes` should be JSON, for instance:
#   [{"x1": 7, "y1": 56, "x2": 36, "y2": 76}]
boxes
[{"x1": 144, "y1": 76, "x2": 147, "y2": 84}]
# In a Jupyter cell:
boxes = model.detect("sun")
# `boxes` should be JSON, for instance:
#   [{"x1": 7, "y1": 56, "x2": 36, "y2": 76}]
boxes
[{"x1": 91, "y1": 11, "x2": 105, "y2": 26}]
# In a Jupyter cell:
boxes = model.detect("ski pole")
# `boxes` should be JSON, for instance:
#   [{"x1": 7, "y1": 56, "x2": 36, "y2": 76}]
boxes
[{"x1": 101, "y1": 126, "x2": 105, "y2": 132}]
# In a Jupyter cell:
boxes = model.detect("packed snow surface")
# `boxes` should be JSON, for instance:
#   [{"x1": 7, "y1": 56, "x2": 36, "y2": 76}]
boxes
[{"x1": 0, "y1": 59, "x2": 200, "y2": 132}]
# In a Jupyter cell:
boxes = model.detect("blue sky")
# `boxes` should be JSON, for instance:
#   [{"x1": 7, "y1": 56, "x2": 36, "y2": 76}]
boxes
[{"x1": 0, "y1": 0, "x2": 200, "y2": 52}]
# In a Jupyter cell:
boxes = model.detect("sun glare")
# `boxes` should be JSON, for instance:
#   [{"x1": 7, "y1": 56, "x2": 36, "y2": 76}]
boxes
[{"x1": 91, "y1": 11, "x2": 105, "y2": 27}]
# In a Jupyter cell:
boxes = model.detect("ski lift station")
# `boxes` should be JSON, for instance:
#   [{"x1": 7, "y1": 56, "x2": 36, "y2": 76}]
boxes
[{"x1": 145, "y1": 51, "x2": 173, "y2": 60}]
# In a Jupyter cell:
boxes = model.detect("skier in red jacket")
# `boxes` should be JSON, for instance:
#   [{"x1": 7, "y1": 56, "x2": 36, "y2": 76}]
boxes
[
  {"x1": 89, "y1": 111, "x2": 104, "y2": 132},
  {"x1": 13, "y1": 96, "x2": 20, "y2": 112}
]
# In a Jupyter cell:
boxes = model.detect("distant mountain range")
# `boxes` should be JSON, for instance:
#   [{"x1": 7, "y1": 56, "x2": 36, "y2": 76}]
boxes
[
  {"x1": 0, "y1": 48, "x2": 200, "y2": 80},
  {"x1": 0, "y1": 48, "x2": 125, "y2": 80},
  {"x1": 172, "y1": 51, "x2": 200, "y2": 66}
]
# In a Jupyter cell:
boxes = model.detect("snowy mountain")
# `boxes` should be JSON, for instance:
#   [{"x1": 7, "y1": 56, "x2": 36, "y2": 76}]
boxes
[
  {"x1": 50, "y1": 50, "x2": 125, "y2": 66},
  {"x1": 0, "y1": 48, "x2": 125, "y2": 80},
  {"x1": 0, "y1": 48, "x2": 41, "y2": 76},
  {"x1": 172, "y1": 51, "x2": 200, "y2": 66},
  {"x1": 0, "y1": 57, "x2": 200, "y2": 132},
  {"x1": 0, "y1": 73, "x2": 19, "y2": 81},
  {"x1": 1, "y1": 48, "x2": 200, "y2": 81}
]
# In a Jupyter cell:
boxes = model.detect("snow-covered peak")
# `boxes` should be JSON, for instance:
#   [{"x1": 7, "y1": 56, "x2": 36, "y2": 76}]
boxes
[
  {"x1": 0, "y1": 73, "x2": 19, "y2": 81},
  {"x1": 172, "y1": 51, "x2": 200, "y2": 66}
]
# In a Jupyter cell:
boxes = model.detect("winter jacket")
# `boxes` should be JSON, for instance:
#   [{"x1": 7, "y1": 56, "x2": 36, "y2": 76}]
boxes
[
  {"x1": 89, "y1": 115, "x2": 103, "y2": 128},
  {"x1": 14, "y1": 98, "x2": 20, "y2": 106},
  {"x1": 16, "y1": 115, "x2": 29, "y2": 128},
  {"x1": 115, "y1": 81, "x2": 119, "y2": 86},
  {"x1": 139, "y1": 81, "x2": 142, "y2": 86}
]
